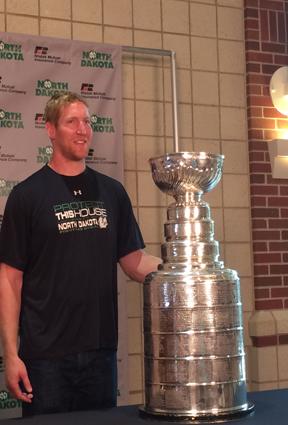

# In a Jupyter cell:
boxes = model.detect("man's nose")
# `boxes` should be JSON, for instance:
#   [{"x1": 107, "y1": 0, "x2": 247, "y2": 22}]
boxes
[{"x1": 76, "y1": 121, "x2": 87, "y2": 133}]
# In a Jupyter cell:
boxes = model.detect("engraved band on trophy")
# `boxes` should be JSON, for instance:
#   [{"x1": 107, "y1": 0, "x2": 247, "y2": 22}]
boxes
[{"x1": 140, "y1": 152, "x2": 254, "y2": 421}]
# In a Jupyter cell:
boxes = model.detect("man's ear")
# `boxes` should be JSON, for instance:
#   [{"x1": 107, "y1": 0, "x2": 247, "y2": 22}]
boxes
[{"x1": 45, "y1": 122, "x2": 56, "y2": 140}]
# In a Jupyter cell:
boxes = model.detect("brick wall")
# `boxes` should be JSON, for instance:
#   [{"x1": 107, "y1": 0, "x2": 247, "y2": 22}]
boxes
[{"x1": 245, "y1": 0, "x2": 288, "y2": 310}]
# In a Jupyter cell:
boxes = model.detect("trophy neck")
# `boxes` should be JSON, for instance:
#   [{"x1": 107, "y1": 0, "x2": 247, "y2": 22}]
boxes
[{"x1": 174, "y1": 191, "x2": 203, "y2": 205}]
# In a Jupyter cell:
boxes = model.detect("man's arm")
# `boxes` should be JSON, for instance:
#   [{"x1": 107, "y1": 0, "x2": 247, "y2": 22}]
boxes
[
  {"x1": 119, "y1": 249, "x2": 162, "y2": 283},
  {"x1": 0, "y1": 263, "x2": 33, "y2": 403}
]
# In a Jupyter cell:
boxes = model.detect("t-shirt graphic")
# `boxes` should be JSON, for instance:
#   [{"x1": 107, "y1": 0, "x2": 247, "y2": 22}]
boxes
[{"x1": 53, "y1": 200, "x2": 108, "y2": 233}]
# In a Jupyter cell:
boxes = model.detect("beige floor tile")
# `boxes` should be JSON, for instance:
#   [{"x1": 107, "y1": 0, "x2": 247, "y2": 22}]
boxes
[
  {"x1": 0, "y1": 13, "x2": 4, "y2": 31},
  {"x1": 220, "y1": 74, "x2": 246, "y2": 107},
  {"x1": 127, "y1": 281, "x2": 142, "y2": 317},
  {"x1": 164, "y1": 68, "x2": 192, "y2": 103},
  {"x1": 7, "y1": 14, "x2": 39, "y2": 34},
  {"x1": 224, "y1": 242, "x2": 252, "y2": 276},
  {"x1": 222, "y1": 141, "x2": 248, "y2": 174},
  {"x1": 240, "y1": 277, "x2": 255, "y2": 313},
  {"x1": 122, "y1": 63, "x2": 134, "y2": 99},
  {"x1": 191, "y1": 36, "x2": 218, "y2": 71},
  {"x1": 222, "y1": 174, "x2": 250, "y2": 207},
  {"x1": 133, "y1": 30, "x2": 163, "y2": 50},
  {"x1": 223, "y1": 208, "x2": 251, "y2": 242},
  {"x1": 162, "y1": 0, "x2": 189, "y2": 34},
  {"x1": 128, "y1": 355, "x2": 144, "y2": 392},
  {"x1": 40, "y1": 0, "x2": 71, "y2": 19},
  {"x1": 193, "y1": 139, "x2": 221, "y2": 154},
  {"x1": 163, "y1": 33, "x2": 191, "y2": 69},
  {"x1": 218, "y1": 40, "x2": 245, "y2": 73},
  {"x1": 139, "y1": 207, "x2": 166, "y2": 243},
  {"x1": 133, "y1": 0, "x2": 161, "y2": 31},
  {"x1": 124, "y1": 135, "x2": 136, "y2": 170},
  {"x1": 193, "y1": 105, "x2": 220, "y2": 139},
  {"x1": 217, "y1": 6, "x2": 244, "y2": 40},
  {"x1": 217, "y1": 0, "x2": 243, "y2": 6},
  {"x1": 128, "y1": 317, "x2": 143, "y2": 353},
  {"x1": 250, "y1": 346, "x2": 278, "y2": 382},
  {"x1": 210, "y1": 207, "x2": 224, "y2": 241},
  {"x1": 72, "y1": 0, "x2": 102, "y2": 23},
  {"x1": 136, "y1": 100, "x2": 164, "y2": 136},
  {"x1": 220, "y1": 106, "x2": 247, "y2": 140},
  {"x1": 103, "y1": 0, "x2": 132, "y2": 27},
  {"x1": 123, "y1": 99, "x2": 135, "y2": 134},
  {"x1": 104, "y1": 26, "x2": 133, "y2": 45},
  {"x1": 135, "y1": 65, "x2": 164, "y2": 101},
  {"x1": 40, "y1": 18, "x2": 71, "y2": 38},
  {"x1": 136, "y1": 136, "x2": 165, "y2": 171},
  {"x1": 7, "y1": 0, "x2": 38, "y2": 15},
  {"x1": 0, "y1": 0, "x2": 4, "y2": 11},
  {"x1": 124, "y1": 171, "x2": 137, "y2": 205},
  {"x1": 190, "y1": 3, "x2": 216, "y2": 37},
  {"x1": 192, "y1": 71, "x2": 219, "y2": 105},
  {"x1": 138, "y1": 172, "x2": 167, "y2": 206},
  {"x1": 72, "y1": 23, "x2": 102, "y2": 43}
]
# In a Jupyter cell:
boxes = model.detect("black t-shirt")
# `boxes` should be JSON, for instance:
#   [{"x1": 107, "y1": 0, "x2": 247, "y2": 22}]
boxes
[{"x1": 0, "y1": 165, "x2": 145, "y2": 360}]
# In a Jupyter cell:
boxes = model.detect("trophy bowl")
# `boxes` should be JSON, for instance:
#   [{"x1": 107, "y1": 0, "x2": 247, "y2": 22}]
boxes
[{"x1": 149, "y1": 152, "x2": 224, "y2": 198}]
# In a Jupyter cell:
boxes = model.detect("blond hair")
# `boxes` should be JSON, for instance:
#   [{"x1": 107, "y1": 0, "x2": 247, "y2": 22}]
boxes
[{"x1": 44, "y1": 92, "x2": 89, "y2": 126}]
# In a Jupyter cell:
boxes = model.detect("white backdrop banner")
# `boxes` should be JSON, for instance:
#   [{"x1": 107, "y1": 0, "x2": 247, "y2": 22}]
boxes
[{"x1": 0, "y1": 31, "x2": 128, "y2": 418}]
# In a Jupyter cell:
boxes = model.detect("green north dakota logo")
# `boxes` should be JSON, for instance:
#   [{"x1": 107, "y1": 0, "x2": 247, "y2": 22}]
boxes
[
  {"x1": 81, "y1": 50, "x2": 114, "y2": 68},
  {"x1": 90, "y1": 114, "x2": 115, "y2": 133},
  {"x1": 0, "y1": 109, "x2": 24, "y2": 128},
  {"x1": 0, "y1": 41, "x2": 24, "y2": 61},
  {"x1": 36, "y1": 79, "x2": 69, "y2": 96}
]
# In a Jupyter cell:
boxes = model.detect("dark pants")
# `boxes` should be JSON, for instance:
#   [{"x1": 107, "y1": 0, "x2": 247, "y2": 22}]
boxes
[{"x1": 22, "y1": 349, "x2": 117, "y2": 417}]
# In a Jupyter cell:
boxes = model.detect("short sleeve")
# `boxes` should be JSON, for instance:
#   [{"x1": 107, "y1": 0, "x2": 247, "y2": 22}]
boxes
[
  {"x1": 0, "y1": 186, "x2": 29, "y2": 271},
  {"x1": 116, "y1": 184, "x2": 145, "y2": 260}
]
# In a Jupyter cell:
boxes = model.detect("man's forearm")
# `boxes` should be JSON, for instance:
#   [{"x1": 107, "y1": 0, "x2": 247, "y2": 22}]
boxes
[
  {"x1": 0, "y1": 263, "x2": 22, "y2": 358},
  {"x1": 119, "y1": 250, "x2": 162, "y2": 283}
]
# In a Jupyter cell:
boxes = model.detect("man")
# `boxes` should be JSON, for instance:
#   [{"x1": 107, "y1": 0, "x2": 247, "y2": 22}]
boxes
[{"x1": 0, "y1": 92, "x2": 161, "y2": 416}]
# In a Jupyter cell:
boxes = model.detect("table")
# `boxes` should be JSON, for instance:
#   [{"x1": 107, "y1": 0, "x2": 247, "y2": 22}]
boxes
[{"x1": 0, "y1": 389, "x2": 286, "y2": 424}]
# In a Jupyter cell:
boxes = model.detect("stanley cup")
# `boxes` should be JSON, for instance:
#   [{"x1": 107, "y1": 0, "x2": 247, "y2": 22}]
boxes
[{"x1": 141, "y1": 152, "x2": 253, "y2": 420}]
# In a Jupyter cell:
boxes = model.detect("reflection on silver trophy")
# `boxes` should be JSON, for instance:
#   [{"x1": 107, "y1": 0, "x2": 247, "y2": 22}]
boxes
[{"x1": 141, "y1": 152, "x2": 253, "y2": 420}]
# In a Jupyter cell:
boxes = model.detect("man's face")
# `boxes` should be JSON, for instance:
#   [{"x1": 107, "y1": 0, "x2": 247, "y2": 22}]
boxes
[{"x1": 46, "y1": 101, "x2": 93, "y2": 162}]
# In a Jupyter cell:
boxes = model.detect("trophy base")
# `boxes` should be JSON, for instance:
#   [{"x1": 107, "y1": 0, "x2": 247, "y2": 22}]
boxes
[{"x1": 138, "y1": 402, "x2": 255, "y2": 424}]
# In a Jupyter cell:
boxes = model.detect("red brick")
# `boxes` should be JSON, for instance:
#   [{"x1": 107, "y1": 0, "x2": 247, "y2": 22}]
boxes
[
  {"x1": 263, "y1": 107, "x2": 283, "y2": 118},
  {"x1": 249, "y1": 117, "x2": 276, "y2": 129},
  {"x1": 247, "y1": 75, "x2": 271, "y2": 85},
  {"x1": 284, "y1": 299, "x2": 288, "y2": 308},
  {"x1": 248, "y1": 95, "x2": 273, "y2": 107},
  {"x1": 245, "y1": 29, "x2": 260, "y2": 40},
  {"x1": 251, "y1": 196, "x2": 267, "y2": 206},
  {"x1": 245, "y1": 0, "x2": 258, "y2": 7},
  {"x1": 250, "y1": 173, "x2": 266, "y2": 183},
  {"x1": 253, "y1": 242, "x2": 268, "y2": 251},
  {"x1": 283, "y1": 253, "x2": 288, "y2": 262},
  {"x1": 281, "y1": 209, "x2": 288, "y2": 217},
  {"x1": 262, "y1": 86, "x2": 270, "y2": 96},
  {"x1": 254, "y1": 265, "x2": 269, "y2": 274},
  {"x1": 269, "y1": 218, "x2": 288, "y2": 228},
  {"x1": 270, "y1": 264, "x2": 288, "y2": 274},
  {"x1": 251, "y1": 335, "x2": 278, "y2": 347},
  {"x1": 254, "y1": 253, "x2": 282, "y2": 262},
  {"x1": 262, "y1": 63, "x2": 281, "y2": 74},
  {"x1": 253, "y1": 230, "x2": 280, "y2": 240},
  {"x1": 255, "y1": 288, "x2": 270, "y2": 298},
  {"x1": 260, "y1": 0, "x2": 284, "y2": 11},
  {"x1": 269, "y1": 241, "x2": 288, "y2": 251},
  {"x1": 249, "y1": 151, "x2": 265, "y2": 161},
  {"x1": 249, "y1": 141, "x2": 268, "y2": 151},
  {"x1": 269, "y1": 11, "x2": 277, "y2": 41},
  {"x1": 268, "y1": 197, "x2": 288, "y2": 207},
  {"x1": 247, "y1": 84, "x2": 262, "y2": 96},
  {"x1": 251, "y1": 185, "x2": 277, "y2": 195},
  {"x1": 245, "y1": 7, "x2": 259, "y2": 18},
  {"x1": 267, "y1": 174, "x2": 288, "y2": 184},
  {"x1": 276, "y1": 119, "x2": 288, "y2": 128},
  {"x1": 280, "y1": 186, "x2": 288, "y2": 196},
  {"x1": 263, "y1": 129, "x2": 282, "y2": 140},
  {"x1": 252, "y1": 218, "x2": 267, "y2": 228},
  {"x1": 246, "y1": 51, "x2": 273, "y2": 62},
  {"x1": 274, "y1": 55, "x2": 288, "y2": 65},
  {"x1": 277, "y1": 12, "x2": 285, "y2": 43},
  {"x1": 254, "y1": 276, "x2": 282, "y2": 286},
  {"x1": 249, "y1": 162, "x2": 271, "y2": 173},
  {"x1": 255, "y1": 299, "x2": 283, "y2": 309},
  {"x1": 248, "y1": 129, "x2": 264, "y2": 140},
  {"x1": 246, "y1": 40, "x2": 260, "y2": 51},
  {"x1": 260, "y1": 9, "x2": 269, "y2": 41},
  {"x1": 282, "y1": 230, "x2": 288, "y2": 239},
  {"x1": 251, "y1": 208, "x2": 279, "y2": 217},
  {"x1": 278, "y1": 333, "x2": 288, "y2": 344},
  {"x1": 261, "y1": 42, "x2": 285, "y2": 53},
  {"x1": 247, "y1": 63, "x2": 261, "y2": 73},
  {"x1": 248, "y1": 104, "x2": 263, "y2": 115},
  {"x1": 271, "y1": 287, "x2": 288, "y2": 297},
  {"x1": 245, "y1": 18, "x2": 259, "y2": 30}
]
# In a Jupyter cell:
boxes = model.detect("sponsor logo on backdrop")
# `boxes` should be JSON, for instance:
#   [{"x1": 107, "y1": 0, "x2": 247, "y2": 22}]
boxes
[
  {"x1": 0, "y1": 179, "x2": 19, "y2": 196},
  {"x1": 0, "y1": 145, "x2": 27, "y2": 164},
  {"x1": 34, "y1": 45, "x2": 71, "y2": 65},
  {"x1": 80, "y1": 83, "x2": 116, "y2": 101},
  {"x1": 90, "y1": 114, "x2": 115, "y2": 133},
  {"x1": 86, "y1": 148, "x2": 117, "y2": 166},
  {"x1": 34, "y1": 113, "x2": 45, "y2": 129},
  {"x1": 0, "y1": 390, "x2": 22, "y2": 410},
  {"x1": 0, "y1": 40, "x2": 24, "y2": 61},
  {"x1": 0, "y1": 109, "x2": 24, "y2": 129},
  {"x1": 35, "y1": 79, "x2": 69, "y2": 97},
  {"x1": 0, "y1": 76, "x2": 26, "y2": 95},
  {"x1": 81, "y1": 50, "x2": 114, "y2": 69},
  {"x1": 37, "y1": 145, "x2": 53, "y2": 163}
]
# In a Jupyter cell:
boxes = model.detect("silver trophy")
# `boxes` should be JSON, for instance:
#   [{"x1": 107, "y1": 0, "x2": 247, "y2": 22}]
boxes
[{"x1": 141, "y1": 152, "x2": 253, "y2": 421}]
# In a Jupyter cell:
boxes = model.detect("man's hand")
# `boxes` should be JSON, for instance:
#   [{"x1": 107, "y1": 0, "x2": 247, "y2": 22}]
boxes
[{"x1": 5, "y1": 355, "x2": 33, "y2": 403}]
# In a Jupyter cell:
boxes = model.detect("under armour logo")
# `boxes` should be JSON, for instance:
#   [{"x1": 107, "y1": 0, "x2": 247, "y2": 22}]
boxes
[{"x1": 73, "y1": 189, "x2": 82, "y2": 196}]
